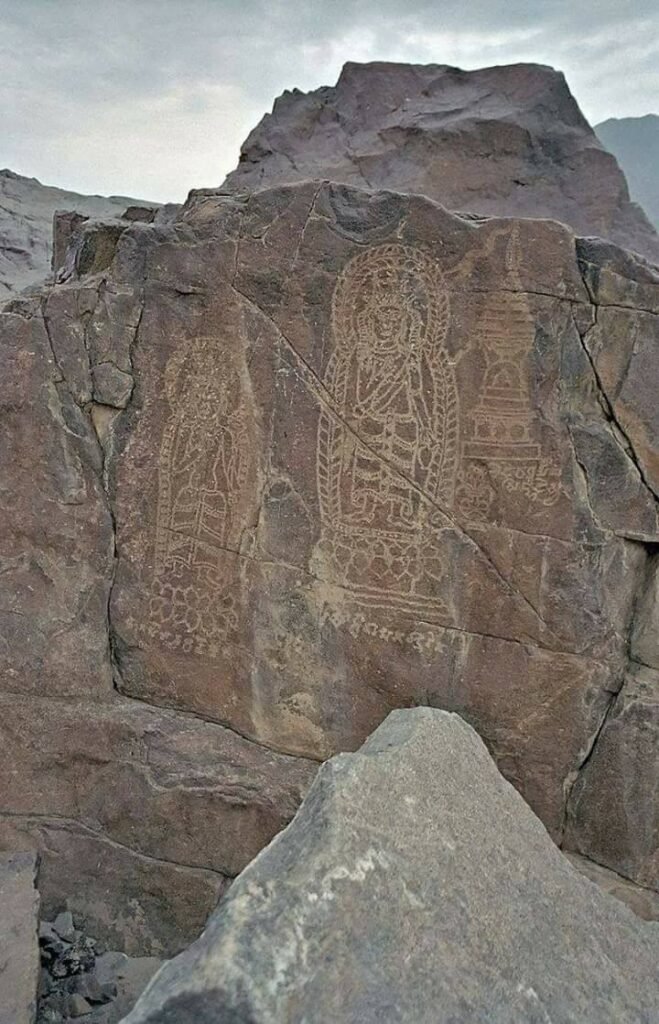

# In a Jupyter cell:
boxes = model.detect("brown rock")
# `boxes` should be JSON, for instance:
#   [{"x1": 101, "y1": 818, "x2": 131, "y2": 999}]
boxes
[
  {"x1": 565, "y1": 664, "x2": 659, "y2": 891},
  {"x1": 1, "y1": 178, "x2": 658, "y2": 944},
  {"x1": 105, "y1": 181, "x2": 658, "y2": 842},
  {"x1": 0, "y1": 692, "x2": 315, "y2": 955},
  {"x1": 224, "y1": 62, "x2": 659, "y2": 263}
]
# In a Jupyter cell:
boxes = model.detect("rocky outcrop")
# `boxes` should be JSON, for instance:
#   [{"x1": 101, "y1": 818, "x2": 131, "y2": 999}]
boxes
[
  {"x1": 2, "y1": 179, "x2": 658, "y2": 951},
  {"x1": 223, "y1": 62, "x2": 659, "y2": 263},
  {"x1": 0, "y1": 169, "x2": 154, "y2": 301},
  {"x1": 0, "y1": 852, "x2": 40, "y2": 1024},
  {"x1": 596, "y1": 115, "x2": 659, "y2": 230},
  {"x1": 124, "y1": 709, "x2": 659, "y2": 1024}
]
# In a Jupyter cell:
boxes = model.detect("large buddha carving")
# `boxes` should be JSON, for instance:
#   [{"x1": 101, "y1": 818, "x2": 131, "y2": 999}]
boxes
[{"x1": 315, "y1": 244, "x2": 458, "y2": 621}]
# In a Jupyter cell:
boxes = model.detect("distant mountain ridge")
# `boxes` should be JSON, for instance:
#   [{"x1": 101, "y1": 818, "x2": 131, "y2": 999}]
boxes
[
  {"x1": 0, "y1": 168, "x2": 152, "y2": 300},
  {"x1": 596, "y1": 115, "x2": 659, "y2": 231}
]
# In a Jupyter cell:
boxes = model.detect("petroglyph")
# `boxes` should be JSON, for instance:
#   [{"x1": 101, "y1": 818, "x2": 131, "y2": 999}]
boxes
[
  {"x1": 320, "y1": 604, "x2": 448, "y2": 656},
  {"x1": 141, "y1": 337, "x2": 254, "y2": 656},
  {"x1": 456, "y1": 226, "x2": 562, "y2": 520},
  {"x1": 315, "y1": 244, "x2": 458, "y2": 623}
]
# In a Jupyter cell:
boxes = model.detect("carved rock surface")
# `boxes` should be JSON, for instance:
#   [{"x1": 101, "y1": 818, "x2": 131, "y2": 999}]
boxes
[
  {"x1": 0, "y1": 168, "x2": 151, "y2": 300},
  {"x1": 124, "y1": 709, "x2": 659, "y2": 1024},
  {"x1": 1, "y1": 180, "x2": 658, "y2": 948},
  {"x1": 224, "y1": 62, "x2": 659, "y2": 264}
]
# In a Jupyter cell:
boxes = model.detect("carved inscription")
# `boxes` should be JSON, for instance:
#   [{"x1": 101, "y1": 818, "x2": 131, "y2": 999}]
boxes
[
  {"x1": 316, "y1": 244, "x2": 458, "y2": 623},
  {"x1": 141, "y1": 337, "x2": 252, "y2": 657},
  {"x1": 321, "y1": 604, "x2": 448, "y2": 656},
  {"x1": 455, "y1": 226, "x2": 561, "y2": 520}
]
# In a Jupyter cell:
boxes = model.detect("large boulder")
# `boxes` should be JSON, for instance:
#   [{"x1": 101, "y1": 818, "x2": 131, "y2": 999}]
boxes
[
  {"x1": 1, "y1": 179, "x2": 658, "y2": 947},
  {"x1": 223, "y1": 62, "x2": 659, "y2": 264},
  {"x1": 124, "y1": 709, "x2": 659, "y2": 1024}
]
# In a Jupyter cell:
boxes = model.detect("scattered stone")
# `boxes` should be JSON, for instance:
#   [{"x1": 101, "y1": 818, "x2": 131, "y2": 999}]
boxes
[
  {"x1": 0, "y1": 851, "x2": 40, "y2": 1024},
  {"x1": 40, "y1": 921, "x2": 61, "y2": 945},
  {"x1": 37, "y1": 917, "x2": 162, "y2": 1024},
  {"x1": 67, "y1": 973, "x2": 108, "y2": 1005},
  {"x1": 2, "y1": 173, "x2": 659, "y2": 951},
  {"x1": 65, "y1": 994, "x2": 91, "y2": 1018},
  {"x1": 93, "y1": 953, "x2": 127, "y2": 989},
  {"x1": 53, "y1": 911, "x2": 76, "y2": 942},
  {"x1": 126, "y1": 709, "x2": 659, "y2": 1024}
]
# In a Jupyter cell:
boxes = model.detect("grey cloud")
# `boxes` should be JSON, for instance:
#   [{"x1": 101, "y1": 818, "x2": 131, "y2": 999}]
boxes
[{"x1": 0, "y1": 0, "x2": 656, "y2": 201}]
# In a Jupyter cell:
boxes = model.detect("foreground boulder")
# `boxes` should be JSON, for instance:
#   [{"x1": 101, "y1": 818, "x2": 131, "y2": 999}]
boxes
[
  {"x1": 2, "y1": 179, "x2": 658, "y2": 948},
  {"x1": 124, "y1": 709, "x2": 659, "y2": 1024},
  {"x1": 224, "y1": 61, "x2": 659, "y2": 263}
]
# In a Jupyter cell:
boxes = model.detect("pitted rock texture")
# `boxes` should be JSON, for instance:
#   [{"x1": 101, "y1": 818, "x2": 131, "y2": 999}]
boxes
[
  {"x1": 124, "y1": 709, "x2": 659, "y2": 1024},
  {"x1": 223, "y1": 62, "x2": 659, "y2": 264},
  {"x1": 1, "y1": 180, "x2": 658, "y2": 949},
  {"x1": 0, "y1": 168, "x2": 151, "y2": 301}
]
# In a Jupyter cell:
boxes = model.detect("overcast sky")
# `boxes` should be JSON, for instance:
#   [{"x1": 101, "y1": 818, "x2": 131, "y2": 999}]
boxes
[{"x1": 1, "y1": 0, "x2": 657, "y2": 203}]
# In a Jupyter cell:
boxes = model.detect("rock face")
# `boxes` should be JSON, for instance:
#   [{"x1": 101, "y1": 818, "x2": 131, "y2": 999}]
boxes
[
  {"x1": 2, "y1": 179, "x2": 658, "y2": 951},
  {"x1": 124, "y1": 709, "x2": 659, "y2": 1024},
  {"x1": 0, "y1": 168, "x2": 151, "y2": 301},
  {"x1": 596, "y1": 115, "x2": 659, "y2": 230},
  {"x1": 223, "y1": 62, "x2": 659, "y2": 264},
  {"x1": 0, "y1": 852, "x2": 40, "y2": 1024}
]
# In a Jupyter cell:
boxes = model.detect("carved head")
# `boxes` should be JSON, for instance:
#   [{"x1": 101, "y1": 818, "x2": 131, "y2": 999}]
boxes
[{"x1": 332, "y1": 244, "x2": 450, "y2": 360}]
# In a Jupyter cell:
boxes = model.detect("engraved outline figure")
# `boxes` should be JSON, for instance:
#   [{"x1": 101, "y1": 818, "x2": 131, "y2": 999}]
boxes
[
  {"x1": 456, "y1": 225, "x2": 561, "y2": 520},
  {"x1": 144, "y1": 337, "x2": 252, "y2": 657},
  {"x1": 316, "y1": 243, "x2": 459, "y2": 621}
]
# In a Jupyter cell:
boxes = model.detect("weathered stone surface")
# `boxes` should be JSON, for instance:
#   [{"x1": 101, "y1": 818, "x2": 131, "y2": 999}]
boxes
[
  {"x1": 224, "y1": 62, "x2": 659, "y2": 263},
  {"x1": 0, "y1": 851, "x2": 39, "y2": 1024},
  {"x1": 0, "y1": 693, "x2": 315, "y2": 955},
  {"x1": 108, "y1": 182, "x2": 657, "y2": 841},
  {"x1": 566, "y1": 664, "x2": 659, "y2": 891},
  {"x1": 124, "y1": 709, "x2": 659, "y2": 1024},
  {"x1": 0, "y1": 168, "x2": 149, "y2": 300},
  {"x1": 567, "y1": 852, "x2": 659, "y2": 921},
  {"x1": 2, "y1": 178, "x2": 658, "y2": 945}
]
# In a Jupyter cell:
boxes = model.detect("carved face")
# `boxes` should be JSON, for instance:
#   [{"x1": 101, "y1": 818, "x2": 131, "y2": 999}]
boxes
[{"x1": 358, "y1": 288, "x2": 416, "y2": 356}]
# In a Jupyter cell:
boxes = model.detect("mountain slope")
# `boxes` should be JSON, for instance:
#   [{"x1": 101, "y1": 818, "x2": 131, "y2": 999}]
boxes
[
  {"x1": 596, "y1": 115, "x2": 659, "y2": 231},
  {"x1": 0, "y1": 168, "x2": 151, "y2": 299}
]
